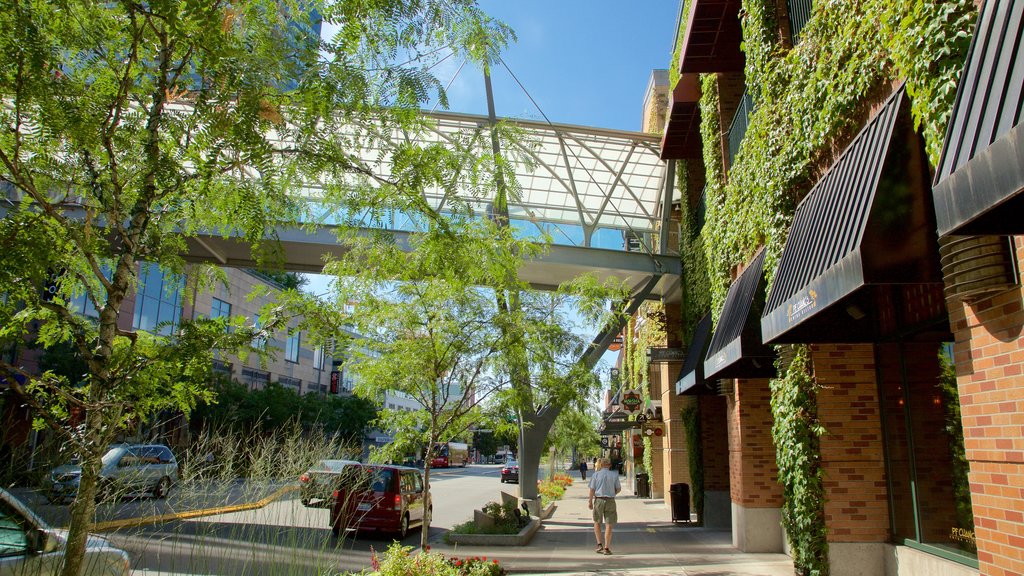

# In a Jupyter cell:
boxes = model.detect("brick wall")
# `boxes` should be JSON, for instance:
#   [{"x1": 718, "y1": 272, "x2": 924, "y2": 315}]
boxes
[
  {"x1": 701, "y1": 394, "x2": 731, "y2": 492},
  {"x1": 948, "y1": 236, "x2": 1024, "y2": 576},
  {"x1": 662, "y1": 383, "x2": 695, "y2": 504},
  {"x1": 727, "y1": 377, "x2": 783, "y2": 507},
  {"x1": 812, "y1": 343, "x2": 890, "y2": 543}
]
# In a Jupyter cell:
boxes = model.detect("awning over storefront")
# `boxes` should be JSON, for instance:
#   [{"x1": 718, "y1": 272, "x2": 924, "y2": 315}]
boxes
[
  {"x1": 703, "y1": 249, "x2": 776, "y2": 380},
  {"x1": 676, "y1": 313, "x2": 715, "y2": 395},
  {"x1": 933, "y1": 0, "x2": 1024, "y2": 237},
  {"x1": 761, "y1": 88, "x2": 947, "y2": 344},
  {"x1": 676, "y1": 0, "x2": 745, "y2": 74},
  {"x1": 660, "y1": 74, "x2": 703, "y2": 160}
]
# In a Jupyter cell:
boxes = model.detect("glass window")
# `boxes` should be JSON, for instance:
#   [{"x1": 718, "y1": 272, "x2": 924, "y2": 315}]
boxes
[
  {"x1": 251, "y1": 318, "x2": 266, "y2": 351},
  {"x1": 132, "y1": 263, "x2": 184, "y2": 336},
  {"x1": 879, "y1": 342, "x2": 975, "y2": 562},
  {"x1": 313, "y1": 346, "x2": 324, "y2": 370},
  {"x1": 285, "y1": 331, "x2": 301, "y2": 363},
  {"x1": 0, "y1": 501, "x2": 29, "y2": 557},
  {"x1": 211, "y1": 298, "x2": 231, "y2": 319}
]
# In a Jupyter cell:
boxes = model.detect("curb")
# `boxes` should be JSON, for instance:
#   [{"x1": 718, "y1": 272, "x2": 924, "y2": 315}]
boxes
[{"x1": 92, "y1": 485, "x2": 298, "y2": 532}]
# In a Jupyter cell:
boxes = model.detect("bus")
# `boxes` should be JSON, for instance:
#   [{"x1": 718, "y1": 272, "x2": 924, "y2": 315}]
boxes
[{"x1": 431, "y1": 442, "x2": 469, "y2": 468}]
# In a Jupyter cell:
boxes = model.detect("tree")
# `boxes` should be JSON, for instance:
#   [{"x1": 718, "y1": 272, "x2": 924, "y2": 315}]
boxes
[
  {"x1": 0, "y1": 1, "x2": 509, "y2": 573},
  {"x1": 548, "y1": 403, "x2": 601, "y2": 465},
  {"x1": 340, "y1": 220, "x2": 514, "y2": 550}
]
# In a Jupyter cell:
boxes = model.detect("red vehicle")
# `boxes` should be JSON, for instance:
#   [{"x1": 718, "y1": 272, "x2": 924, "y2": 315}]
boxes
[
  {"x1": 330, "y1": 463, "x2": 427, "y2": 539},
  {"x1": 430, "y1": 442, "x2": 469, "y2": 468}
]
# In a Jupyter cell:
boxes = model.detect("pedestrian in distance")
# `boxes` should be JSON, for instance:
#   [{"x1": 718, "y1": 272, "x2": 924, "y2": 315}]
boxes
[
  {"x1": 579, "y1": 459, "x2": 588, "y2": 480},
  {"x1": 588, "y1": 457, "x2": 621, "y2": 555}
]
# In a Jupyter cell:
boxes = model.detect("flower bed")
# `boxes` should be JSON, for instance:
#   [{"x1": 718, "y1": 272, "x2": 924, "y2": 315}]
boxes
[{"x1": 347, "y1": 543, "x2": 506, "y2": 576}]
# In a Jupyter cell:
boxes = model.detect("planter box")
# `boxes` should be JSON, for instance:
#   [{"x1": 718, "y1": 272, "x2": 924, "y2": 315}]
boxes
[{"x1": 446, "y1": 517, "x2": 541, "y2": 546}]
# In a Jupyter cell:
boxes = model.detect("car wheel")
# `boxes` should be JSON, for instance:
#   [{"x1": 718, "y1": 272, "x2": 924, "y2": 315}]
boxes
[
  {"x1": 45, "y1": 492, "x2": 63, "y2": 505},
  {"x1": 153, "y1": 476, "x2": 171, "y2": 499},
  {"x1": 397, "y1": 514, "x2": 409, "y2": 539}
]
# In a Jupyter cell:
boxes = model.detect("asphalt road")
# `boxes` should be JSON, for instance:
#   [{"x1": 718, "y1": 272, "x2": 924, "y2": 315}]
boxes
[{"x1": 99, "y1": 464, "x2": 519, "y2": 575}]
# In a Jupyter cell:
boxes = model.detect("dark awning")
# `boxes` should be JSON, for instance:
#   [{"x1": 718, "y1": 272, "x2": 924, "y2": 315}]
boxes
[
  {"x1": 676, "y1": 0, "x2": 745, "y2": 74},
  {"x1": 761, "y1": 88, "x2": 948, "y2": 344},
  {"x1": 600, "y1": 412, "x2": 636, "y2": 435},
  {"x1": 933, "y1": 0, "x2": 1024, "y2": 237},
  {"x1": 703, "y1": 249, "x2": 776, "y2": 380},
  {"x1": 661, "y1": 74, "x2": 703, "y2": 160},
  {"x1": 676, "y1": 313, "x2": 715, "y2": 395}
]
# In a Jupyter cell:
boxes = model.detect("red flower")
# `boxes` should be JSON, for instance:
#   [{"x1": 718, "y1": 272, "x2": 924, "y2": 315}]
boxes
[{"x1": 455, "y1": 560, "x2": 463, "y2": 567}]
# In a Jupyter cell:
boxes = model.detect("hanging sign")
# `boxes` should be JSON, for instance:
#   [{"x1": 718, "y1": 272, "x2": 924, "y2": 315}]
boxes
[
  {"x1": 642, "y1": 422, "x2": 664, "y2": 438},
  {"x1": 620, "y1": 389, "x2": 643, "y2": 414}
]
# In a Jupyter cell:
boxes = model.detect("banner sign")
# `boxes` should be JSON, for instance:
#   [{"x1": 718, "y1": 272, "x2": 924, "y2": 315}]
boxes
[{"x1": 647, "y1": 347, "x2": 686, "y2": 362}]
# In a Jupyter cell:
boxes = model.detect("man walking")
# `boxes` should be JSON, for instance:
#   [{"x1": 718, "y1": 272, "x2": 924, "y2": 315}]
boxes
[
  {"x1": 588, "y1": 457, "x2": 621, "y2": 555},
  {"x1": 579, "y1": 459, "x2": 588, "y2": 480}
]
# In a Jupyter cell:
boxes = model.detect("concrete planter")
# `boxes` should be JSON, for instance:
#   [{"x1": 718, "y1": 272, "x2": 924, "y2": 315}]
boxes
[{"x1": 446, "y1": 516, "x2": 541, "y2": 546}]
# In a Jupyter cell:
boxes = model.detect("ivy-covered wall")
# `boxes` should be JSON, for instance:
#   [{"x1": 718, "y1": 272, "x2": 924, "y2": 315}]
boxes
[{"x1": 668, "y1": 0, "x2": 978, "y2": 573}]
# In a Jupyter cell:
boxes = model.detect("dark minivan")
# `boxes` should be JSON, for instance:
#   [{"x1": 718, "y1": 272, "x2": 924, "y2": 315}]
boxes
[{"x1": 330, "y1": 464, "x2": 426, "y2": 539}]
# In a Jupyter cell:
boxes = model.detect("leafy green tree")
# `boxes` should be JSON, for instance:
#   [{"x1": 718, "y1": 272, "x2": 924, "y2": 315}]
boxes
[
  {"x1": 547, "y1": 403, "x2": 601, "y2": 464},
  {"x1": 340, "y1": 220, "x2": 513, "y2": 549},
  {"x1": 0, "y1": 1, "x2": 509, "y2": 572}
]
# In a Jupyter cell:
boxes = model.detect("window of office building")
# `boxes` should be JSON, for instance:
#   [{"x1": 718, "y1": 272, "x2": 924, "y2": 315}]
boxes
[
  {"x1": 211, "y1": 298, "x2": 231, "y2": 319},
  {"x1": 285, "y1": 331, "x2": 300, "y2": 363},
  {"x1": 241, "y1": 367, "x2": 270, "y2": 389},
  {"x1": 251, "y1": 318, "x2": 266, "y2": 351},
  {"x1": 133, "y1": 263, "x2": 184, "y2": 336},
  {"x1": 279, "y1": 376, "x2": 301, "y2": 390},
  {"x1": 313, "y1": 346, "x2": 324, "y2": 370},
  {"x1": 878, "y1": 342, "x2": 975, "y2": 565}
]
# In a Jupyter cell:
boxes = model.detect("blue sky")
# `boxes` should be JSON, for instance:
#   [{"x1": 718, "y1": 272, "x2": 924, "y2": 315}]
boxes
[{"x1": 438, "y1": 1, "x2": 679, "y2": 130}]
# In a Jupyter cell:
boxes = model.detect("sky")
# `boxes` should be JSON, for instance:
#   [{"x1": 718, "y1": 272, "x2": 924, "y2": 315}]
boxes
[
  {"x1": 306, "y1": 1, "x2": 681, "y2": 391},
  {"x1": 436, "y1": 1, "x2": 679, "y2": 130}
]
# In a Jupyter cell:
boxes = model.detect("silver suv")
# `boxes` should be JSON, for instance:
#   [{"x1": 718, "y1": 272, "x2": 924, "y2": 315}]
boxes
[{"x1": 44, "y1": 444, "x2": 179, "y2": 504}]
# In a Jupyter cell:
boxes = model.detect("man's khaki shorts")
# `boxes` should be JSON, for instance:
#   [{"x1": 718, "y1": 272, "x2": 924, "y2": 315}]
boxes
[{"x1": 593, "y1": 498, "x2": 617, "y2": 524}]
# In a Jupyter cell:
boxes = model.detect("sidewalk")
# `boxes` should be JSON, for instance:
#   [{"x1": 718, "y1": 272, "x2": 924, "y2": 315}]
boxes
[{"x1": 428, "y1": 479, "x2": 794, "y2": 575}]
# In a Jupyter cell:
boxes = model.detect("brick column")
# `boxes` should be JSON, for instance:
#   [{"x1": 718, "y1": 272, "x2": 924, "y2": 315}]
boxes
[
  {"x1": 727, "y1": 376, "x2": 784, "y2": 552},
  {"x1": 812, "y1": 343, "x2": 890, "y2": 575},
  {"x1": 701, "y1": 394, "x2": 731, "y2": 528},
  {"x1": 661, "y1": 374, "x2": 693, "y2": 509},
  {"x1": 948, "y1": 236, "x2": 1024, "y2": 576}
]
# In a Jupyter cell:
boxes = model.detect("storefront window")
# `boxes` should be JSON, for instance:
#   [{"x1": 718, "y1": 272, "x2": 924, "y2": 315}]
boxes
[{"x1": 878, "y1": 342, "x2": 975, "y2": 563}]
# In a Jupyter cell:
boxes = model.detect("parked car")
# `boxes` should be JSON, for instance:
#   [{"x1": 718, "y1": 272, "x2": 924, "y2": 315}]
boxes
[
  {"x1": 43, "y1": 444, "x2": 179, "y2": 504},
  {"x1": 299, "y1": 459, "x2": 360, "y2": 507},
  {"x1": 500, "y1": 459, "x2": 519, "y2": 484},
  {"x1": 330, "y1": 463, "x2": 427, "y2": 539},
  {"x1": 0, "y1": 488, "x2": 130, "y2": 575}
]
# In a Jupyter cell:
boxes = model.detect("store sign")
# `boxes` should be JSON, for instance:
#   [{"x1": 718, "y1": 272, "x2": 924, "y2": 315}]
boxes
[
  {"x1": 620, "y1": 389, "x2": 643, "y2": 414},
  {"x1": 647, "y1": 347, "x2": 686, "y2": 362},
  {"x1": 642, "y1": 422, "x2": 664, "y2": 438}
]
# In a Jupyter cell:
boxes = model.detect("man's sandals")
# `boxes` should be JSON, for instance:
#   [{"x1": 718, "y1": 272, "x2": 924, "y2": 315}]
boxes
[{"x1": 595, "y1": 543, "x2": 612, "y2": 554}]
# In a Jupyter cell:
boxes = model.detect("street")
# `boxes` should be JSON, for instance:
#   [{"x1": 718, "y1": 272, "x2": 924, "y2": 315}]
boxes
[{"x1": 16, "y1": 464, "x2": 524, "y2": 575}]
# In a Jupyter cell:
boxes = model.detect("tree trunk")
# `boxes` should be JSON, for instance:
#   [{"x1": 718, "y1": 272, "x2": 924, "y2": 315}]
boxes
[
  {"x1": 516, "y1": 405, "x2": 560, "y2": 501},
  {"x1": 420, "y1": 445, "x2": 434, "y2": 550},
  {"x1": 60, "y1": 410, "x2": 105, "y2": 576}
]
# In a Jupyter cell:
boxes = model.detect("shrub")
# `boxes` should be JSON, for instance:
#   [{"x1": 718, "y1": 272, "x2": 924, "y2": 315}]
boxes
[{"x1": 348, "y1": 543, "x2": 506, "y2": 576}]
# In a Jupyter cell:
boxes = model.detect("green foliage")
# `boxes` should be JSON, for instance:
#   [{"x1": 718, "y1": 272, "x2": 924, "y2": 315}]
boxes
[
  {"x1": 482, "y1": 500, "x2": 529, "y2": 532},
  {"x1": 547, "y1": 405, "x2": 600, "y2": 457},
  {"x1": 0, "y1": 0, "x2": 514, "y2": 569},
  {"x1": 192, "y1": 378, "x2": 377, "y2": 440},
  {"x1": 681, "y1": 404, "x2": 704, "y2": 524},
  {"x1": 770, "y1": 346, "x2": 827, "y2": 576},
  {"x1": 351, "y1": 543, "x2": 506, "y2": 576}
]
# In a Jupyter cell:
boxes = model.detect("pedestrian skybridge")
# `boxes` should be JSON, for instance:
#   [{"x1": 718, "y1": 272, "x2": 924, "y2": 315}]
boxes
[{"x1": 185, "y1": 110, "x2": 681, "y2": 302}]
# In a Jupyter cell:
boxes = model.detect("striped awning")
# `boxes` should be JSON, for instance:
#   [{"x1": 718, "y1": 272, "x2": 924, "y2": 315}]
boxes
[
  {"x1": 703, "y1": 249, "x2": 776, "y2": 381},
  {"x1": 676, "y1": 313, "x2": 715, "y2": 395},
  {"x1": 932, "y1": 0, "x2": 1024, "y2": 237},
  {"x1": 761, "y1": 88, "x2": 947, "y2": 345}
]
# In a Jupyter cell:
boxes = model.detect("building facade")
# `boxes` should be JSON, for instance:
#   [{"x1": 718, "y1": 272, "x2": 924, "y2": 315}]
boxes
[{"x1": 603, "y1": 1, "x2": 1024, "y2": 575}]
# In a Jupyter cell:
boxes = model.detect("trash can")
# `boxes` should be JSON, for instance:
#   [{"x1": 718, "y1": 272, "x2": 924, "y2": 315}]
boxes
[
  {"x1": 670, "y1": 483, "x2": 690, "y2": 523},
  {"x1": 635, "y1": 472, "x2": 650, "y2": 498}
]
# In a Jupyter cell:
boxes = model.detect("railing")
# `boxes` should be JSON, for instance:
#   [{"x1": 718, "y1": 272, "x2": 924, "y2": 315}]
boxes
[
  {"x1": 787, "y1": 0, "x2": 813, "y2": 46},
  {"x1": 692, "y1": 186, "x2": 706, "y2": 237},
  {"x1": 727, "y1": 90, "x2": 755, "y2": 168}
]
